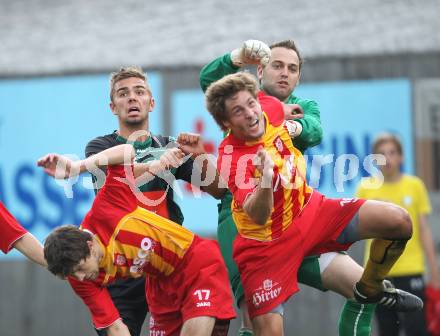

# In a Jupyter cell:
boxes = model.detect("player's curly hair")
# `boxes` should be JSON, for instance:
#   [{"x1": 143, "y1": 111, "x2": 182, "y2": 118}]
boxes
[
  {"x1": 44, "y1": 225, "x2": 93, "y2": 278},
  {"x1": 109, "y1": 66, "x2": 151, "y2": 102},
  {"x1": 205, "y1": 72, "x2": 259, "y2": 131}
]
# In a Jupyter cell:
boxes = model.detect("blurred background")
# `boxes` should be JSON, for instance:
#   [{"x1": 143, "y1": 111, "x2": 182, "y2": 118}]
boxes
[{"x1": 1, "y1": 0, "x2": 439, "y2": 334}]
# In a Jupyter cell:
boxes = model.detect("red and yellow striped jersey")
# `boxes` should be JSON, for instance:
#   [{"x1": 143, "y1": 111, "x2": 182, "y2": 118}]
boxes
[
  {"x1": 69, "y1": 165, "x2": 194, "y2": 328},
  {"x1": 218, "y1": 92, "x2": 313, "y2": 241},
  {"x1": 81, "y1": 164, "x2": 194, "y2": 285}
]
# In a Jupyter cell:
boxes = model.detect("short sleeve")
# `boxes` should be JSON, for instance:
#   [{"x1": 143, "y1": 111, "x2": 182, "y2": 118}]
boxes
[
  {"x1": 414, "y1": 177, "x2": 431, "y2": 215},
  {"x1": 0, "y1": 202, "x2": 28, "y2": 254},
  {"x1": 85, "y1": 135, "x2": 119, "y2": 158}
]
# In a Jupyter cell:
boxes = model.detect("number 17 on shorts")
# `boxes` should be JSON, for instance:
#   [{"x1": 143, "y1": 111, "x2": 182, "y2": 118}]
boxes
[{"x1": 193, "y1": 289, "x2": 211, "y2": 307}]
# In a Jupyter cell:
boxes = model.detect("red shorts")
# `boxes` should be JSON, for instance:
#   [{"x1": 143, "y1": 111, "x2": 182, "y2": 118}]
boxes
[
  {"x1": 0, "y1": 202, "x2": 28, "y2": 254},
  {"x1": 233, "y1": 191, "x2": 365, "y2": 318},
  {"x1": 146, "y1": 236, "x2": 236, "y2": 335}
]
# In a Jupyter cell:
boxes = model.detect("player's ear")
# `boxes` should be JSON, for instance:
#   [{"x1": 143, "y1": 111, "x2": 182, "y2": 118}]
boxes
[
  {"x1": 222, "y1": 120, "x2": 231, "y2": 130},
  {"x1": 148, "y1": 96, "x2": 155, "y2": 112},
  {"x1": 87, "y1": 240, "x2": 94, "y2": 251},
  {"x1": 257, "y1": 65, "x2": 264, "y2": 82},
  {"x1": 110, "y1": 102, "x2": 118, "y2": 116}
]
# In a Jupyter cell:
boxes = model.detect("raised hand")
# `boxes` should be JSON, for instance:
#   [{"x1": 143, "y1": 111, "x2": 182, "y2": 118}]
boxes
[
  {"x1": 231, "y1": 40, "x2": 271, "y2": 67},
  {"x1": 176, "y1": 132, "x2": 206, "y2": 159},
  {"x1": 37, "y1": 153, "x2": 79, "y2": 179},
  {"x1": 253, "y1": 147, "x2": 274, "y2": 188}
]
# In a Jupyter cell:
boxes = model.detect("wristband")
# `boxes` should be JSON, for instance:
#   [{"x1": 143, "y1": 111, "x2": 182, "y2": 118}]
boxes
[{"x1": 285, "y1": 120, "x2": 298, "y2": 137}]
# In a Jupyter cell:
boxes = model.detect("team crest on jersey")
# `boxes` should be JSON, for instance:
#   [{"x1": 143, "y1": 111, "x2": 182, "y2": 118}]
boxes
[
  {"x1": 273, "y1": 136, "x2": 284, "y2": 154},
  {"x1": 263, "y1": 279, "x2": 273, "y2": 291},
  {"x1": 114, "y1": 253, "x2": 127, "y2": 266}
]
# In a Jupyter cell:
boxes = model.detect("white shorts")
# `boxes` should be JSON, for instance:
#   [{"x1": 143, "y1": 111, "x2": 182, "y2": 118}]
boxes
[{"x1": 318, "y1": 252, "x2": 339, "y2": 273}]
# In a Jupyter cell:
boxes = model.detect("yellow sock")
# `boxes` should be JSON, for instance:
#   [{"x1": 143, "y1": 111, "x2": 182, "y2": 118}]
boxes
[{"x1": 357, "y1": 239, "x2": 407, "y2": 297}]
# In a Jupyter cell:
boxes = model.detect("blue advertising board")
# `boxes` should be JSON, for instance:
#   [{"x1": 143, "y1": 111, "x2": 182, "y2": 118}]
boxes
[
  {"x1": 0, "y1": 73, "x2": 162, "y2": 259},
  {"x1": 0, "y1": 76, "x2": 412, "y2": 258},
  {"x1": 296, "y1": 79, "x2": 413, "y2": 196},
  {"x1": 171, "y1": 79, "x2": 413, "y2": 236}
]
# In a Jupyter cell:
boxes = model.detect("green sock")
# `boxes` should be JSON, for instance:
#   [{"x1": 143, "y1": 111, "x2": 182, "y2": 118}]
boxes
[
  {"x1": 238, "y1": 328, "x2": 254, "y2": 336},
  {"x1": 338, "y1": 300, "x2": 376, "y2": 336}
]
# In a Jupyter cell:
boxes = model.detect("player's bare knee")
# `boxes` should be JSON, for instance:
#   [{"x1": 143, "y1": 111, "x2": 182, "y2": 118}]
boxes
[
  {"x1": 253, "y1": 323, "x2": 281, "y2": 336},
  {"x1": 387, "y1": 204, "x2": 412, "y2": 239},
  {"x1": 181, "y1": 316, "x2": 215, "y2": 336}
]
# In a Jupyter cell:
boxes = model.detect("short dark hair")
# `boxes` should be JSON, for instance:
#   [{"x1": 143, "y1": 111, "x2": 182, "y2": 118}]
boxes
[
  {"x1": 205, "y1": 72, "x2": 259, "y2": 131},
  {"x1": 109, "y1": 66, "x2": 151, "y2": 102},
  {"x1": 44, "y1": 225, "x2": 93, "y2": 278},
  {"x1": 269, "y1": 40, "x2": 303, "y2": 70},
  {"x1": 372, "y1": 132, "x2": 403, "y2": 155}
]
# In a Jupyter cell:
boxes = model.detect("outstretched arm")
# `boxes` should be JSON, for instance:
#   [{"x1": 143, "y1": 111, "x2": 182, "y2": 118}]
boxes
[
  {"x1": 13, "y1": 233, "x2": 46, "y2": 267},
  {"x1": 106, "y1": 319, "x2": 131, "y2": 336},
  {"x1": 38, "y1": 143, "x2": 189, "y2": 194},
  {"x1": 69, "y1": 277, "x2": 131, "y2": 336},
  {"x1": 1, "y1": 201, "x2": 46, "y2": 267},
  {"x1": 37, "y1": 144, "x2": 135, "y2": 178}
]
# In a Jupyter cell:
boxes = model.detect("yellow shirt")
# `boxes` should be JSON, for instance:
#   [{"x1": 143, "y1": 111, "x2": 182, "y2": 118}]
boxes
[{"x1": 357, "y1": 174, "x2": 431, "y2": 276}]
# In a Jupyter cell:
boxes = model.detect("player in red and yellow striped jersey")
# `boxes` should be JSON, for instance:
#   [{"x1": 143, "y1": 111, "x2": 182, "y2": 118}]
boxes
[
  {"x1": 38, "y1": 144, "x2": 235, "y2": 336},
  {"x1": 206, "y1": 72, "x2": 422, "y2": 335},
  {"x1": 219, "y1": 91, "x2": 312, "y2": 242}
]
